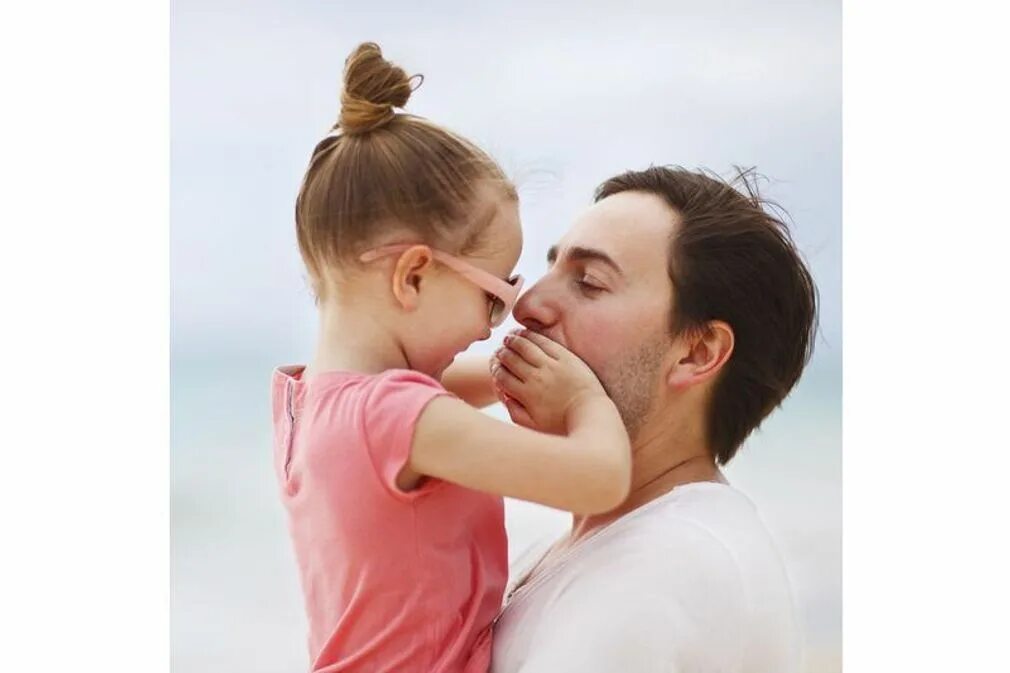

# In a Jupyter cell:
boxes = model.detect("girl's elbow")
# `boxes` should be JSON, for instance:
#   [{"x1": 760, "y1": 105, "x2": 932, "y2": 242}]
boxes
[
  {"x1": 601, "y1": 464, "x2": 633, "y2": 511},
  {"x1": 575, "y1": 462, "x2": 632, "y2": 515}
]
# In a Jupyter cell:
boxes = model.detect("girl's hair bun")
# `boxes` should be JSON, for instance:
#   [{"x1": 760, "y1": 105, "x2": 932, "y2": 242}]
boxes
[{"x1": 338, "y1": 42, "x2": 422, "y2": 135}]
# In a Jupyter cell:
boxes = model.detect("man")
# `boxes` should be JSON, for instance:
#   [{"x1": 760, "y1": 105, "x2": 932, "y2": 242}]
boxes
[{"x1": 489, "y1": 166, "x2": 818, "y2": 673}]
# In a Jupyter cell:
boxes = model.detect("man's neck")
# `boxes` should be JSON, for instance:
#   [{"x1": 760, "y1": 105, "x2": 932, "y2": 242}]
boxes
[{"x1": 569, "y1": 422, "x2": 723, "y2": 543}]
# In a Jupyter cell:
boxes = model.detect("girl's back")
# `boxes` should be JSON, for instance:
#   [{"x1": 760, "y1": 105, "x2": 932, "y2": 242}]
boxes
[{"x1": 272, "y1": 366, "x2": 506, "y2": 672}]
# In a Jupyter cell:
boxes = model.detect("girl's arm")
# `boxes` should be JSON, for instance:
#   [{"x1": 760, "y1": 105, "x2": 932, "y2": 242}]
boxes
[
  {"x1": 408, "y1": 394, "x2": 630, "y2": 515},
  {"x1": 439, "y1": 355, "x2": 498, "y2": 408},
  {"x1": 406, "y1": 331, "x2": 633, "y2": 515}
]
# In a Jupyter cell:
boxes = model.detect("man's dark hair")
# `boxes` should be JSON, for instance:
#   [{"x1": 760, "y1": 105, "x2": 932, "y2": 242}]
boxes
[{"x1": 595, "y1": 166, "x2": 818, "y2": 464}]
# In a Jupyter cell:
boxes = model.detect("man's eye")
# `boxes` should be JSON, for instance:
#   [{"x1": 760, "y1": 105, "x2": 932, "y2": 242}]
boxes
[{"x1": 575, "y1": 278, "x2": 604, "y2": 294}]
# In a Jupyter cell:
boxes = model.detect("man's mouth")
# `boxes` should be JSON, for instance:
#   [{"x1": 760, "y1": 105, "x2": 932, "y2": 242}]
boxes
[{"x1": 526, "y1": 328, "x2": 565, "y2": 349}]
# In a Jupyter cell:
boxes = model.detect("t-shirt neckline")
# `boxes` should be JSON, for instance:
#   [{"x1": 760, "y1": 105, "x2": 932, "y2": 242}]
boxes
[{"x1": 499, "y1": 480, "x2": 733, "y2": 618}]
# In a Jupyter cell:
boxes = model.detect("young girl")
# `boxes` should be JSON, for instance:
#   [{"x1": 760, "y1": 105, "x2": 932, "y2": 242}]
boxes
[{"x1": 272, "y1": 43, "x2": 631, "y2": 673}]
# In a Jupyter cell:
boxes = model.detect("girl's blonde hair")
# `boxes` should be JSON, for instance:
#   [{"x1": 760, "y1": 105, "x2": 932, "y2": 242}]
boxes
[{"x1": 295, "y1": 42, "x2": 517, "y2": 297}]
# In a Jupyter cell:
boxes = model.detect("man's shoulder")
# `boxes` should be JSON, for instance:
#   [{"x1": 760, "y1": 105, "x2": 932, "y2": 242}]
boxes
[
  {"x1": 577, "y1": 482, "x2": 789, "y2": 590},
  {"x1": 604, "y1": 482, "x2": 765, "y2": 552}
]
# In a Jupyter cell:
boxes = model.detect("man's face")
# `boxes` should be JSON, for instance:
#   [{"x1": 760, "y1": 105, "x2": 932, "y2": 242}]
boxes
[{"x1": 513, "y1": 191, "x2": 677, "y2": 438}]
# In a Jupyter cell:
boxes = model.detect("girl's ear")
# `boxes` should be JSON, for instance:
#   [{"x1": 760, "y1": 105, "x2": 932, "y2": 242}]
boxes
[
  {"x1": 390, "y1": 245, "x2": 435, "y2": 311},
  {"x1": 666, "y1": 320, "x2": 735, "y2": 390}
]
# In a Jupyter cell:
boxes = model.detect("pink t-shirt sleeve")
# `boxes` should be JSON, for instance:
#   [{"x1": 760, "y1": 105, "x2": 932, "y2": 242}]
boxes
[{"x1": 363, "y1": 369, "x2": 454, "y2": 501}]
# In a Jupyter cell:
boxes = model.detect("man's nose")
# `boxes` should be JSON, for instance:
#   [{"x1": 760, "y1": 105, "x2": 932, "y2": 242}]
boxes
[{"x1": 512, "y1": 283, "x2": 557, "y2": 334}]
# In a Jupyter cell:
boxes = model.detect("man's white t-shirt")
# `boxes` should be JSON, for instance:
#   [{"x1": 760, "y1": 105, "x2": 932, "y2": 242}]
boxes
[{"x1": 490, "y1": 482, "x2": 801, "y2": 673}]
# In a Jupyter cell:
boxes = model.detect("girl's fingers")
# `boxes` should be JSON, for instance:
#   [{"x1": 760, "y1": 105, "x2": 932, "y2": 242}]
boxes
[
  {"x1": 496, "y1": 344, "x2": 535, "y2": 382},
  {"x1": 492, "y1": 359, "x2": 526, "y2": 398},
  {"x1": 503, "y1": 397, "x2": 536, "y2": 430},
  {"x1": 518, "y1": 329, "x2": 563, "y2": 360},
  {"x1": 494, "y1": 387, "x2": 511, "y2": 406},
  {"x1": 503, "y1": 333, "x2": 551, "y2": 367}
]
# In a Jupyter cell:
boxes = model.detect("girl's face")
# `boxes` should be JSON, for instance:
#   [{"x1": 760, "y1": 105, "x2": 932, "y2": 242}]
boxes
[{"x1": 402, "y1": 191, "x2": 523, "y2": 379}]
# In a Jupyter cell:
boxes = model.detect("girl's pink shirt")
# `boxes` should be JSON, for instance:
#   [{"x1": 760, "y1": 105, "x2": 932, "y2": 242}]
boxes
[{"x1": 271, "y1": 366, "x2": 508, "y2": 673}]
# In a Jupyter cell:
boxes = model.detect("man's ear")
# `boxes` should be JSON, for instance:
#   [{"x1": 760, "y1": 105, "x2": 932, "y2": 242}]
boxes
[
  {"x1": 667, "y1": 320, "x2": 735, "y2": 391},
  {"x1": 390, "y1": 245, "x2": 435, "y2": 311}
]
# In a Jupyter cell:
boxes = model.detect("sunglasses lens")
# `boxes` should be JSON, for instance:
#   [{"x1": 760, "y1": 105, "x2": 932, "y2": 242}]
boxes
[
  {"x1": 489, "y1": 297, "x2": 506, "y2": 326},
  {"x1": 487, "y1": 275, "x2": 521, "y2": 326}
]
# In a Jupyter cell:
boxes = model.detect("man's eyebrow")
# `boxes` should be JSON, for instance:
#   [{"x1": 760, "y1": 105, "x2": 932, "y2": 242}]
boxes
[{"x1": 547, "y1": 244, "x2": 624, "y2": 277}]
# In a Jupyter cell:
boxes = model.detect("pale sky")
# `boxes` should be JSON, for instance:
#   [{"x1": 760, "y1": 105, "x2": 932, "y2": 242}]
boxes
[{"x1": 171, "y1": 0, "x2": 840, "y2": 372}]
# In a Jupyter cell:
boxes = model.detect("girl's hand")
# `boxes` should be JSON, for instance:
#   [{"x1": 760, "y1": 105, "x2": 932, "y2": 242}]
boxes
[{"x1": 490, "y1": 329, "x2": 609, "y2": 436}]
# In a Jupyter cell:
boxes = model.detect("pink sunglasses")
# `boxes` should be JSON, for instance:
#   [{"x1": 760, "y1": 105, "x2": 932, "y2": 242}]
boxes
[{"x1": 359, "y1": 244, "x2": 525, "y2": 327}]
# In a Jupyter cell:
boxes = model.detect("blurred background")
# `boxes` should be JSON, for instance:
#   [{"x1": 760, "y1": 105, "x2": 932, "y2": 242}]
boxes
[{"x1": 171, "y1": 1, "x2": 840, "y2": 671}]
